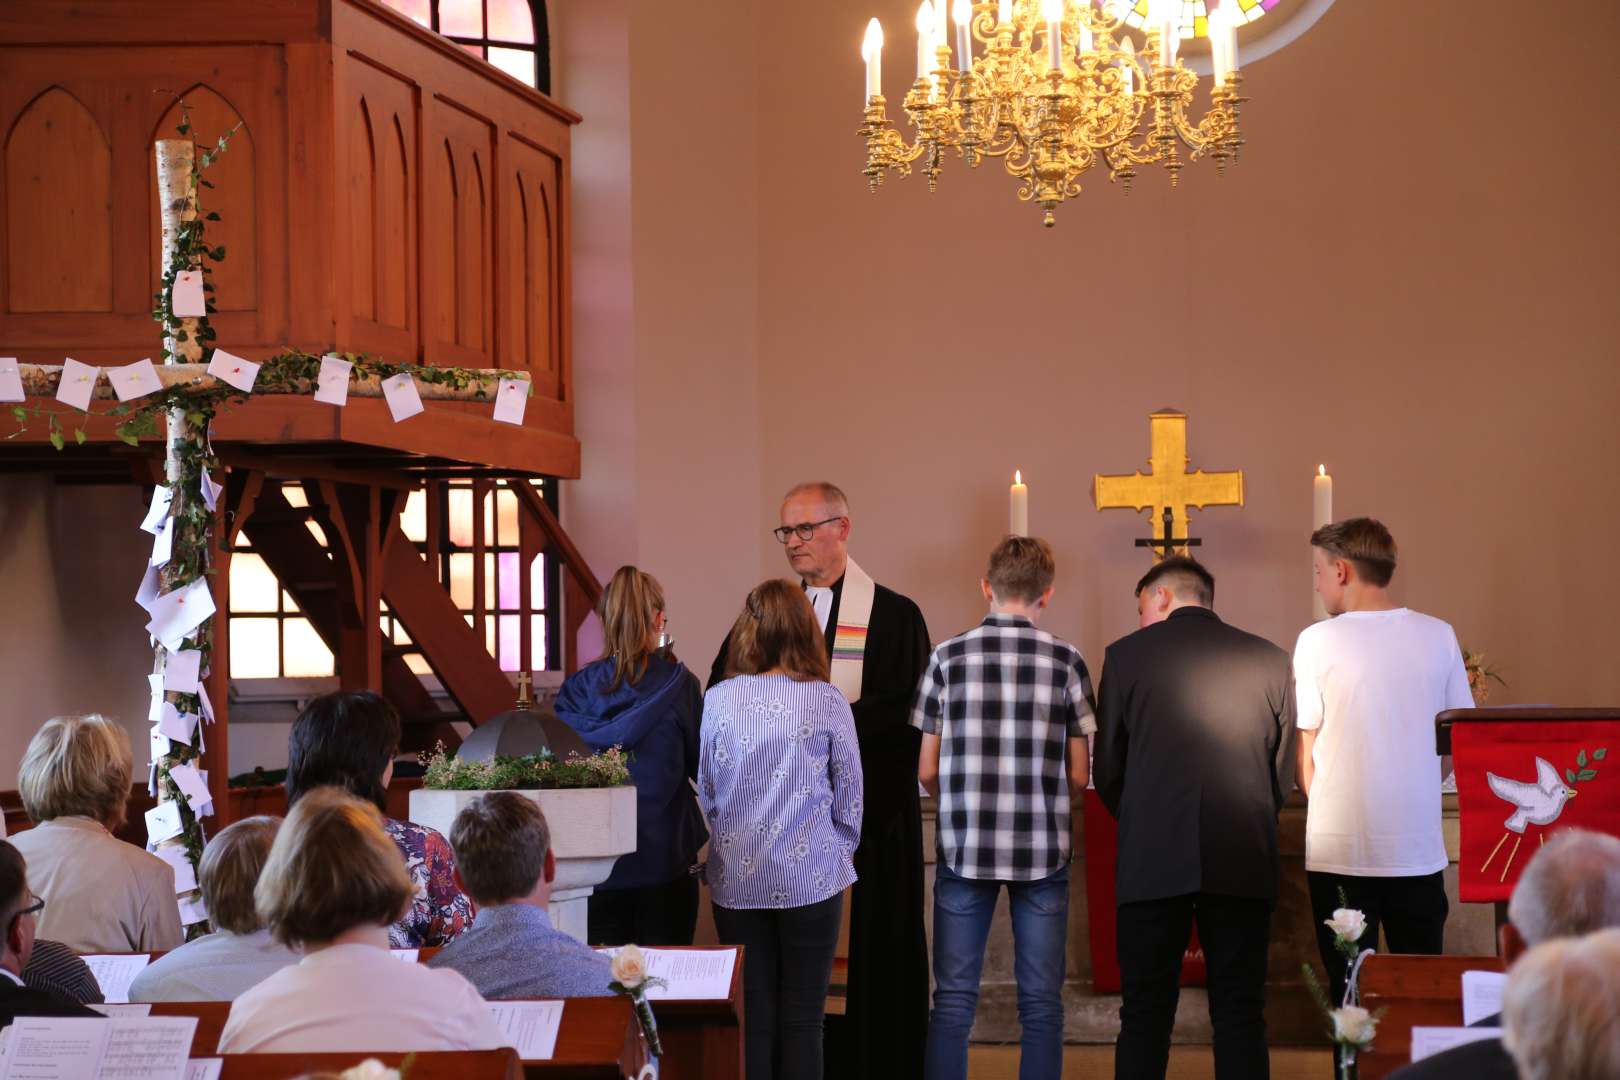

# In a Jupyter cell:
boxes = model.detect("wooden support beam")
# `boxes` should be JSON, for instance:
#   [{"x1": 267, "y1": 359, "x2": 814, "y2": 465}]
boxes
[
  {"x1": 204, "y1": 492, "x2": 233, "y2": 823},
  {"x1": 510, "y1": 481, "x2": 602, "y2": 675}
]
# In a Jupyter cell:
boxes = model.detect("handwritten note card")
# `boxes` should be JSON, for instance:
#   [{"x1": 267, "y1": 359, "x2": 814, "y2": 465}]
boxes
[
  {"x1": 171, "y1": 270, "x2": 207, "y2": 318},
  {"x1": 178, "y1": 893, "x2": 209, "y2": 927},
  {"x1": 82, "y1": 954, "x2": 152, "y2": 1005},
  {"x1": 314, "y1": 355, "x2": 352, "y2": 406},
  {"x1": 488, "y1": 1000, "x2": 564, "y2": 1060},
  {"x1": 150, "y1": 518, "x2": 174, "y2": 568},
  {"x1": 145, "y1": 800, "x2": 185, "y2": 845},
  {"x1": 199, "y1": 469, "x2": 221, "y2": 512},
  {"x1": 381, "y1": 372, "x2": 424, "y2": 422},
  {"x1": 56, "y1": 358, "x2": 100, "y2": 412},
  {"x1": 109, "y1": 360, "x2": 163, "y2": 403},
  {"x1": 163, "y1": 650, "x2": 202, "y2": 695},
  {"x1": 0, "y1": 357, "x2": 23, "y2": 403},
  {"x1": 167, "y1": 763, "x2": 211, "y2": 811},
  {"x1": 154, "y1": 844, "x2": 198, "y2": 894},
  {"x1": 146, "y1": 578, "x2": 216, "y2": 651},
  {"x1": 206, "y1": 349, "x2": 259, "y2": 393},
  {"x1": 140, "y1": 485, "x2": 174, "y2": 535},
  {"x1": 492, "y1": 378, "x2": 529, "y2": 425}
]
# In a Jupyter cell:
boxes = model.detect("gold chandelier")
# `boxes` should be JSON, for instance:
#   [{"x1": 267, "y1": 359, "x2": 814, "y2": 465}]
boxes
[{"x1": 858, "y1": 0, "x2": 1246, "y2": 226}]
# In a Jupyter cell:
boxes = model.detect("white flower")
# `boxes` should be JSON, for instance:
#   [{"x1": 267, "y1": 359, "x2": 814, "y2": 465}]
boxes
[
  {"x1": 339, "y1": 1062, "x2": 401, "y2": 1080},
  {"x1": 1330, "y1": 1005, "x2": 1377, "y2": 1048},
  {"x1": 611, "y1": 944, "x2": 650, "y2": 989},
  {"x1": 1325, "y1": 908, "x2": 1368, "y2": 943}
]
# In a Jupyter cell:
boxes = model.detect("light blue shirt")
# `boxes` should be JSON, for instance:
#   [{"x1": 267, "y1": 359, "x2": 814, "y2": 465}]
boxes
[
  {"x1": 426, "y1": 904, "x2": 613, "y2": 999},
  {"x1": 699, "y1": 674, "x2": 864, "y2": 909}
]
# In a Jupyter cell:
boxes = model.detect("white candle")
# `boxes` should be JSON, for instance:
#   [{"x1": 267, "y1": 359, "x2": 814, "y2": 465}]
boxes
[
  {"x1": 1011, "y1": 470, "x2": 1029, "y2": 536},
  {"x1": 1223, "y1": 8, "x2": 1240, "y2": 76},
  {"x1": 936, "y1": 0, "x2": 950, "y2": 59},
  {"x1": 953, "y1": 0, "x2": 973, "y2": 72},
  {"x1": 1150, "y1": 0, "x2": 1178, "y2": 66},
  {"x1": 999, "y1": 0, "x2": 1014, "y2": 27},
  {"x1": 1313, "y1": 464, "x2": 1332, "y2": 620},
  {"x1": 863, "y1": 19, "x2": 884, "y2": 104},
  {"x1": 1043, "y1": 0, "x2": 1064, "y2": 72},
  {"x1": 1120, "y1": 35, "x2": 1136, "y2": 94},
  {"x1": 916, "y1": 1, "x2": 935, "y2": 82},
  {"x1": 1077, "y1": 21, "x2": 1093, "y2": 58},
  {"x1": 1209, "y1": 5, "x2": 1228, "y2": 85}
]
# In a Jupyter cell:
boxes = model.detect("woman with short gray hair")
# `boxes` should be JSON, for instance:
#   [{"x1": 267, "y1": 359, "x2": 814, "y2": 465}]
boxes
[{"x1": 1502, "y1": 927, "x2": 1620, "y2": 1080}]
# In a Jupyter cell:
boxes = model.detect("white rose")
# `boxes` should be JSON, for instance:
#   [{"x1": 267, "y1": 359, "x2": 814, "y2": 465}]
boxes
[
  {"x1": 340, "y1": 1061, "x2": 402, "y2": 1080},
  {"x1": 611, "y1": 943, "x2": 649, "y2": 989},
  {"x1": 1330, "y1": 1006, "x2": 1377, "y2": 1047},
  {"x1": 1324, "y1": 908, "x2": 1367, "y2": 943}
]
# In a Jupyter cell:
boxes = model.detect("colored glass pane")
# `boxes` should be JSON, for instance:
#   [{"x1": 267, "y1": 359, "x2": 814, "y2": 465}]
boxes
[
  {"x1": 1122, "y1": 0, "x2": 1276, "y2": 37},
  {"x1": 488, "y1": 0, "x2": 535, "y2": 43}
]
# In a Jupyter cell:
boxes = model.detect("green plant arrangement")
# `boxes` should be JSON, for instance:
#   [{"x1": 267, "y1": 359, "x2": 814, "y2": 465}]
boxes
[{"x1": 419, "y1": 741, "x2": 632, "y2": 791}]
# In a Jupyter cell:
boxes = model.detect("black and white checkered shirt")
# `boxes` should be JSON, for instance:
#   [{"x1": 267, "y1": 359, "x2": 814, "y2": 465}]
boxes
[{"x1": 911, "y1": 613, "x2": 1096, "y2": 882}]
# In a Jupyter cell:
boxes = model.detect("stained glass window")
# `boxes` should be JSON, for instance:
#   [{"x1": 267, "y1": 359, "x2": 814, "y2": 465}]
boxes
[
  {"x1": 1122, "y1": 0, "x2": 1282, "y2": 38},
  {"x1": 383, "y1": 0, "x2": 551, "y2": 93}
]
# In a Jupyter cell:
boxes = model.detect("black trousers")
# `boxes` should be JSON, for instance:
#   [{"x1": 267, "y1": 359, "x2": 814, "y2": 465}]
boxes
[
  {"x1": 1306, "y1": 870, "x2": 1447, "y2": 1005},
  {"x1": 586, "y1": 876, "x2": 700, "y2": 947},
  {"x1": 713, "y1": 892, "x2": 844, "y2": 1080},
  {"x1": 1115, "y1": 892, "x2": 1272, "y2": 1080}
]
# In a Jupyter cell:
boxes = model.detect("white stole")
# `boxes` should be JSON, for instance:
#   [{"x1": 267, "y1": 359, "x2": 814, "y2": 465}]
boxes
[{"x1": 828, "y1": 557, "x2": 875, "y2": 704}]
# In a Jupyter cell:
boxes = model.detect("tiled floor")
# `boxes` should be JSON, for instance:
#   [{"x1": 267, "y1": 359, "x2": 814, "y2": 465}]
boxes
[{"x1": 966, "y1": 1045, "x2": 1331, "y2": 1078}]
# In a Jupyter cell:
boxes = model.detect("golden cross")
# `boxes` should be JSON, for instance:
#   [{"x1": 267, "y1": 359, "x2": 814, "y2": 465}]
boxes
[
  {"x1": 1092, "y1": 409, "x2": 1244, "y2": 561},
  {"x1": 514, "y1": 669, "x2": 534, "y2": 709}
]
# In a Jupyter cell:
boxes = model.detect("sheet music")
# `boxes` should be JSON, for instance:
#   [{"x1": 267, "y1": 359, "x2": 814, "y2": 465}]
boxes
[
  {"x1": 1410, "y1": 1026, "x2": 1502, "y2": 1062},
  {"x1": 0, "y1": 1016, "x2": 195, "y2": 1080},
  {"x1": 100, "y1": 1016, "x2": 197, "y2": 1079},
  {"x1": 488, "y1": 1000, "x2": 564, "y2": 1060},
  {"x1": 83, "y1": 954, "x2": 151, "y2": 1004},
  {"x1": 596, "y1": 947, "x2": 737, "y2": 1000},
  {"x1": 1461, "y1": 969, "x2": 1507, "y2": 1027}
]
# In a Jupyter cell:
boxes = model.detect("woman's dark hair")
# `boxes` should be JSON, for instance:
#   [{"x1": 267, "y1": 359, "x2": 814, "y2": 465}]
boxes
[{"x1": 286, "y1": 690, "x2": 401, "y2": 812}]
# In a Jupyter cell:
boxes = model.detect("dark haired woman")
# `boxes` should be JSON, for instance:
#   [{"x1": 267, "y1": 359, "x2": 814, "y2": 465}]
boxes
[
  {"x1": 699, "y1": 579, "x2": 864, "y2": 1080},
  {"x1": 286, "y1": 690, "x2": 472, "y2": 948},
  {"x1": 555, "y1": 566, "x2": 706, "y2": 946}
]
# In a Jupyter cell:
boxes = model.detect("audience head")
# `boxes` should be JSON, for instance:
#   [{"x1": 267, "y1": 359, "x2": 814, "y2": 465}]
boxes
[
  {"x1": 287, "y1": 691, "x2": 401, "y2": 813},
  {"x1": 981, "y1": 536, "x2": 1056, "y2": 614},
  {"x1": 448, "y1": 792, "x2": 555, "y2": 908},
  {"x1": 1502, "y1": 828, "x2": 1620, "y2": 962},
  {"x1": 599, "y1": 566, "x2": 667, "y2": 691},
  {"x1": 1310, "y1": 517, "x2": 1396, "y2": 613},
  {"x1": 18, "y1": 713, "x2": 134, "y2": 830},
  {"x1": 1501, "y1": 927, "x2": 1620, "y2": 1080},
  {"x1": 777, "y1": 481, "x2": 851, "y2": 588},
  {"x1": 726, "y1": 579, "x2": 830, "y2": 683},
  {"x1": 201, "y1": 816, "x2": 282, "y2": 936},
  {"x1": 255, "y1": 786, "x2": 411, "y2": 950},
  {"x1": 0, "y1": 842, "x2": 38, "y2": 975},
  {"x1": 1134, "y1": 556, "x2": 1215, "y2": 628}
]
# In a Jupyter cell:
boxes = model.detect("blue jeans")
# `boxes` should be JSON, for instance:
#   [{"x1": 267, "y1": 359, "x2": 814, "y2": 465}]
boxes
[{"x1": 924, "y1": 862, "x2": 1069, "y2": 1080}]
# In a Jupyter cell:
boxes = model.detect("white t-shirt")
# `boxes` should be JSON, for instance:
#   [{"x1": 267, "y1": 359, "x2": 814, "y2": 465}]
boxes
[
  {"x1": 1293, "y1": 608, "x2": 1473, "y2": 876},
  {"x1": 218, "y1": 942, "x2": 507, "y2": 1054}
]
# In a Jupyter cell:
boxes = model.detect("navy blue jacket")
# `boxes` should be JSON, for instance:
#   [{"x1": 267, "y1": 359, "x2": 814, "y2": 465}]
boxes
[{"x1": 556, "y1": 655, "x2": 706, "y2": 890}]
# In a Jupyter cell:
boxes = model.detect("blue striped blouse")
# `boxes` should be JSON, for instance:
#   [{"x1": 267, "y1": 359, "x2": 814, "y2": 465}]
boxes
[{"x1": 698, "y1": 674, "x2": 864, "y2": 910}]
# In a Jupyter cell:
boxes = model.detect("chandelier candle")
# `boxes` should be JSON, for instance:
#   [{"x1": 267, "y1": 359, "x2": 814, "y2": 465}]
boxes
[
  {"x1": 1044, "y1": 0, "x2": 1063, "y2": 71},
  {"x1": 954, "y1": 0, "x2": 973, "y2": 74},
  {"x1": 916, "y1": 2, "x2": 933, "y2": 82},
  {"x1": 864, "y1": 18, "x2": 883, "y2": 104}
]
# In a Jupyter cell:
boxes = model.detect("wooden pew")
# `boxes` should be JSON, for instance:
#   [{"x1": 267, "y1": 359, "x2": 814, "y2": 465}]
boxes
[
  {"x1": 215, "y1": 1049, "x2": 523, "y2": 1078},
  {"x1": 1355, "y1": 953, "x2": 1504, "y2": 1080},
  {"x1": 151, "y1": 997, "x2": 645, "y2": 1079}
]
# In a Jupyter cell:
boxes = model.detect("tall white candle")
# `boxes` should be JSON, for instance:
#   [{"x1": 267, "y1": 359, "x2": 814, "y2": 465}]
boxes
[
  {"x1": 936, "y1": 0, "x2": 950, "y2": 60},
  {"x1": 999, "y1": 0, "x2": 1014, "y2": 27},
  {"x1": 1043, "y1": 0, "x2": 1064, "y2": 72},
  {"x1": 1151, "y1": 0, "x2": 1178, "y2": 66},
  {"x1": 1077, "y1": 21, "x2": 1093, "y2": 58},
  {"x1": 1313, "y1": 464, "x2": 1333, "y2": 620},
  {"x1": 863, "y1": 19, "x2": 884, "y2": 104},
  {"x1": 1010, "y1": 470, "x2": 1029, "y2": 536},
  {"x1": 1209, "y1": 5, "x2": 1229, "y2": 85},
  {"x1": 916, "y1": 1, "x2": 935, "y2": 82},
  {"x1": 953, "y1": 0, "x2": 973, "y2": 72},
  {"x1": 1120, "y1": 35, "x2": 1136, "y2": 94}
]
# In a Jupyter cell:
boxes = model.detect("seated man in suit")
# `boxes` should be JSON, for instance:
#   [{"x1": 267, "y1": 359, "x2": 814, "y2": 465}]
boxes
[
  {"x1": 1093, "y1": 557, "x2": 1296, "y2": 1080},
  {"x1": 0, "y1": 840, "x2": 97, "y2": 1027},
  {"x1": 428, "y1": 792, "x2": 613, "y2": 998},
  {"x1": 1388, "y1": 828, "x2": 1620, "y2": 1079}
]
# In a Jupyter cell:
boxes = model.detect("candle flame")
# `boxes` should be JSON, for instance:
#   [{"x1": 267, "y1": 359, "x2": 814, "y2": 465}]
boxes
[
  {"x1": 1042, "y1": 0, "x2": 1064, "y2": 24},
  {"x1": 1318, "y1": 464, "x2": 1326, "y2": 476},
  {"x1": 952, "y1": 0, "x2": 971, "y2": 27},
  {"x1": 916, "y1": 0, "x2": 933, "y2": 34},
  {"x1": 1015, "y1": 469, "x2": 1023, "y2": 484},
  {"x1": 864, "y1": 16, "x2": 883, "y2": 56}
]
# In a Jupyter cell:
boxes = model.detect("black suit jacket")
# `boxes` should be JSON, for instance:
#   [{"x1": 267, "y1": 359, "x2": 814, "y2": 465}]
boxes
[
  {"x1": 1093, "y1": 606, "x2": 1296, "y2": 905},
  {"x1": 0, "y1": 975, "x2": 100, "y2": 1028},
  {"x1": 1385, "y1": 1035, "x2": 1517, "y2": 1080}
]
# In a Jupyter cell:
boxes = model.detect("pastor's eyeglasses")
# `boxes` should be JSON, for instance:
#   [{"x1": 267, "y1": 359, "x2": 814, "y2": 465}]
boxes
[{"x1": 772, "y1": 517, "x2": 844, "y2": 544}]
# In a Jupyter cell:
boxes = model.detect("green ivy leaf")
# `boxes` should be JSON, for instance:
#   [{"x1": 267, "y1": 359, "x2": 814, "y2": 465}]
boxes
[
  {"x1": 10, "y1": 407, "x2": 25, "y2": 422},
  {"x1": 1565, "y1": 768, "x2": 1578, "y2": 784},
  {"x1": 48, "y1": 430, "x2": 64, "y2": 451},
  {"x1": 1596, "y1": 748, "x2": 1609, "y2": 760},
  {"x1": 1578, "y1": 750, "x2": 1588, "y2": 768},
  {"x1": 1577, "y1": 769, "x2": 1597, "y2": 782},
  {"x1": 73, "y1": 428, "x2": 87, "y2": 445},
  {"x1": 117, "y1": 429, "x2": 141, "y2": 447}
]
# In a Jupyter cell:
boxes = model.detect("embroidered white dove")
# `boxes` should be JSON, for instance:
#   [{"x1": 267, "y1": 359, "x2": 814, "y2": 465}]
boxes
[{"x1": 1486, "y1": 756, "x2": 1577, "y2": 833}]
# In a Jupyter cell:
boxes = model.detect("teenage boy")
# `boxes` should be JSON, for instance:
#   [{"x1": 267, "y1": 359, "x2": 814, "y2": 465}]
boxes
[
  {"x1": 1295, "y1": 518, "x2": 1473, "y2": 1004},
  {"x1": 913, "y1": 535, "x2": 1094, "y2": 1080}
]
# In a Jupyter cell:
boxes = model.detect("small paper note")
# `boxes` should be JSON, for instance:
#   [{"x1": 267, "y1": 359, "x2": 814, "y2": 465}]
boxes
[
  {"x1": 197, "y1": 683, "x2": 214, "y2": 724},
  {"x1": 148, "y1": 672, "x2": 165, "y2": 697},
  {"x1": 149, "y1": 726, "x2": 171, "y2": 763},
  {"x1": 140, "y1": 485, "x2": 174, "y2": 534},
  {"x1": 56, "y1": 357, "x2": 100, "y2": 411},
  {"x1": 488, "y1": 1000, "x2": 564, "y2": 1060},
  {"x1": 1410, "y1": 1026, "x2": 1501, "y2": 1062},
  {"x1": 0, "y1": 357, "x2": 24, "y2": 403},
  {"x1": 163, "y1": 650, "x2": 203, "y2": 695},
  {"x1": 179, "y1": 894, "x2": 209, "y2": 926},
  {"x1": 168, "y1": 763, "x2": 211, "y2": 810},
  {"x1": 83, "y1": 953, "x2": 152, "y2": 1004},
  {"x1": 146, "y1": 800, "x2": 185, "y2": 846},
  {"x1": 206, "y1": 349, "x2": 260, "y2": 393},
  {"x1": 493, "y1": 377, "x2": 530, "y2": 425},
  {"x1": 156, "y1": 703, "x2": 196, "y2": 747},
  {"x1": 109, "y1": 359, "x2": 163, "y2": 403},
  {"x1": 381, "y1": 372, "x2": 424, "y2": 422},
  {"x1": 135, "y1": 565, "x2": 162, "y2": 612},
  {"x1": 1461, "y1": 969, "x2": 1507, "y2": 1027},
  {"x1": 146, "y1": 578, "x2": 216, "y2": 652},
  {"x1": 189, "y1": 1060, "x2": 224, "y2": 1080},
  {"x1": 199, "y1": 469, "x2": 221, "y2": 513},
  {"x1": 154, "y1": 843, "x2": 199, "y2": 894},
  {"x1": 391, "y1": 949, "x2": 421, "y2": 963},
  {"x1": 172, "y1": 269, "x2": 207, "y2": 318},
  {"x1": 150, "y1": 518, "x2": 174, "y2": 568},
  {"x1": 315, "y1": 355, "x2": 353, "y2": 406}
]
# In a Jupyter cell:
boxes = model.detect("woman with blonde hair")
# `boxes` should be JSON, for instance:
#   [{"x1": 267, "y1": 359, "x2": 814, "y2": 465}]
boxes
[
  {"x1": 699, "y1": 579, "x2": 864, "y2": 1080},
  {"x1": 10, "y1": 714, "x2": 182, "y2": 952},
  {"x1": 555, "y1": 565, "x2": 706, "y2": 945},
  {"x1": 219, "y1": 787, "x2": 504, "y2": 1053}
]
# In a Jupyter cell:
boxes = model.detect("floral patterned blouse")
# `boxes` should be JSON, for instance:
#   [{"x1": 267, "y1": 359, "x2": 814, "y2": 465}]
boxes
[{"x1": 383, "y1": 818, "x2": 474, "y2": 948}]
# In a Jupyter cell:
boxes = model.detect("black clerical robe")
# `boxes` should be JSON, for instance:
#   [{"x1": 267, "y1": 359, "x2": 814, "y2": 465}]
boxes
[{"x1": 709, "y1": 571, "x2": 931, "y2": 1080}]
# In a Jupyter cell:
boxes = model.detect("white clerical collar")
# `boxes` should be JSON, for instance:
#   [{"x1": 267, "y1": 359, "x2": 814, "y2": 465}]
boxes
[{"x1": 805, "y1": 584, "x2": 835, "y2": 632}]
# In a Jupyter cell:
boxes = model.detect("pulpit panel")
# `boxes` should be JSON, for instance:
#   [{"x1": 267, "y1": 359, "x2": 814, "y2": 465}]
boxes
[
  {"x1": 423, "y1": 98, "x2": 497, "y2": 368},
  {"x1": 505, "y1": 137, "x2": 562, "y2": 398}
]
